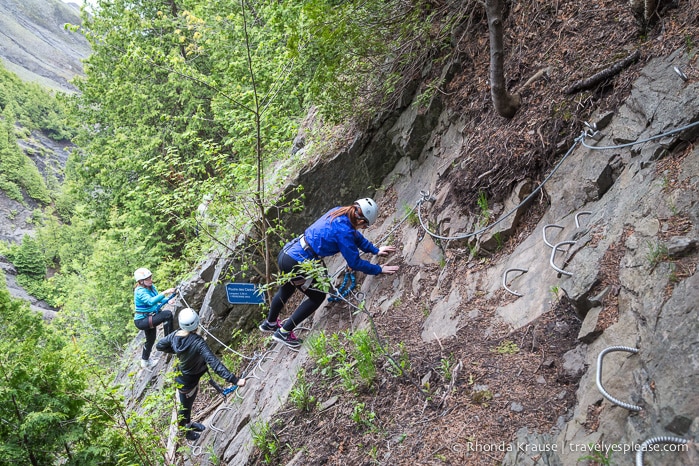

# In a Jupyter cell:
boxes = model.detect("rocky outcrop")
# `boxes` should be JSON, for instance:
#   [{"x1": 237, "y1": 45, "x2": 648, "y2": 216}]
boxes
[
  {"x1": 122, "y1": 50, "x2": 699, "y2": 465},
  {"x1": 0, "y1": 0, "x2": 90, "y2": 93},
  {"x1": 497, "y1": 50, "x2": 699, "y2": 465}
]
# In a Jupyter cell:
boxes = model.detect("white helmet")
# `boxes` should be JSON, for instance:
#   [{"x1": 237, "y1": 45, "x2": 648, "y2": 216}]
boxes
[
  {"x1": 354, "y1": 198, "x2": 379, "y2": 225},
  {"x1": 134, "y1": 268, "x2": 152, "y2": 281},
  {"x1": 179, "y1": 308, "x2": 200, "y2": 332},
  {"x1": 203, "y1": 193, "x2": 213, "y2": 202}
]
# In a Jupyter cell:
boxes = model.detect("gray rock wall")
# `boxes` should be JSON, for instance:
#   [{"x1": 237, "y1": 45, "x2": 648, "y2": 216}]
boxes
[
  {"x1": 0, "y1": 0, "x2": 90, "y2": 93},
  {"x1": 500, "y1": 50, "x2": 699, "y2": 466}
]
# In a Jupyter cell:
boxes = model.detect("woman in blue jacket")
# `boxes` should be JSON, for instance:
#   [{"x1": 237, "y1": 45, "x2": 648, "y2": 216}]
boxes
[
  {"x1": 259, "y1": 198, "x2": 399, "y2": 348},
  {"x1": 133, "y1": 267, "x2": 176, "y2": 369}
]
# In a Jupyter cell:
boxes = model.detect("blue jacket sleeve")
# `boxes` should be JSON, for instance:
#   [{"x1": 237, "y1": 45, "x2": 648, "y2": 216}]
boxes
[
  {"x1": 135, "y1": 286, "x2": 167, "y2": 307},
  {"x1": 354, "y1": 231, "x2": 380, "y2": 255},
  {"x1": 338, "y1": 229, "x2": 382, "y2": 275}
]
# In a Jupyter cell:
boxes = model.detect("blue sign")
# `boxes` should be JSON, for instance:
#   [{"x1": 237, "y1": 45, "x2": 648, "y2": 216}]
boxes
[{"x1": 225, "y1": 283, "x2": 264, "y2": 305}]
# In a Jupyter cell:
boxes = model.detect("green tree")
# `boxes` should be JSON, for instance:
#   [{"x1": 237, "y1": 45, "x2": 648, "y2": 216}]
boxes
[
  {"x1": 45, "y1": 0, "x2": 441, "y2": 359},
  {"x1": 0, "y1": 284, "x2": 170, "y2": 465},
  {"x1": 0, "y1": 107, "x2": 51, "y2": 204},
  {"x1": 0, "y1": 288, "x2": 87, "y2": 465},
  {"x1": 12, "y1": 235, "x2": 47, "y2": 278},
  {"x1": 0, "y1": 61, "x2": 71, "y2": 140},
  {"x1": 291, "y1": 0, "x2": 435, "y2": 123},
  {"x1": 65, "y1": 0, "x2": 311, "y2": 290},
  {"x1": 52, "y1": 221, "x2": 160, "y2": 362}
]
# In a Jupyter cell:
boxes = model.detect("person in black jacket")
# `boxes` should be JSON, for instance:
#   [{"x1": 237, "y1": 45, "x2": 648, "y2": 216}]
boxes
[{"x1": 156, "y1": 307, "x2": 246, "y2": 441}]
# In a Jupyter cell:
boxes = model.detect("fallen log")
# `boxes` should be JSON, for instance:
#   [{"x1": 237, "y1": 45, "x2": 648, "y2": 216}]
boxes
[{"x1": 564, "y1": 50, "x2": 641, "y2": 94}]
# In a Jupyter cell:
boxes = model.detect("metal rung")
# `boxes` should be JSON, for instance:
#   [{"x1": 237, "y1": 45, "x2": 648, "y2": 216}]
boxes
[
  {"x1": 209, "y1": 406, "x2": 234, "y2": 433},
  {"x1": 502, "y1": 268, "x2": 528, "y2": 297},
  {"x1": 596, "y1": 346, "x2": 642, "y2": 411},
  {"x1": 575, "y1": 211, "x2": 592, "y2": 228},
  {"x1": 550, "y1": 240, "x2": 576, "y2": 276},
  {"x1": 543, "y1": 224, "x2": 564, "y2": 248},
  {"x1": 636, "y1": 436, "x2": 688, "y2": 466}
]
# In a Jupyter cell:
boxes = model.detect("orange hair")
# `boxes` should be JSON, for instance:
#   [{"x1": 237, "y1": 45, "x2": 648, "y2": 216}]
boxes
[{"x1": 329, "y1": 204, "x2": 365, "y2": 229}]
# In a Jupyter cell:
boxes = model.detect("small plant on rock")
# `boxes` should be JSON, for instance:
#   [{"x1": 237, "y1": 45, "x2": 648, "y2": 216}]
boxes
[
  {"x1": 289, "y1": 369, "x2": 316, "y2": 412},
  {"x1": 577, "y1": 443, "x2": 613, "y2": 465},
  {"x1": 251, "y1": 420, "x2": 280, "y2": 465},
  {"x1": 477, "y1": 191, "x2": 491, "y2": 226},
  {"x1": 347, "y1": 329, "x2": 380, "y2": 390},
  {"x1": 471, "y1": 389, "x2": 493, "y2": 406},
  {"x1": 386, "y1": 341, "x2": 411, "y2": 376},
  {"x1": 438, "y1": 355, "x2": 454, "y2": 382},
  {"x1": 645, "y1": 239, "x2": 668, "y2": 269},
  {"x1": 404, "y1": 203, "x2": 419, "y2": 227},
  {"x1": 492, "y1": 340, "x2": 520, "y2": 355},
  {"x1": 351, "y1": 402, "x2": 377, "y2": 431}
]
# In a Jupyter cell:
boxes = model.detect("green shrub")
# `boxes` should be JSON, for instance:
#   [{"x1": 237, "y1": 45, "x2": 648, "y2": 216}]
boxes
[
  {"x1": 13, "y1": 236, "x2": 46, "y2": 278},
  {"x1": 289, "y1": 370, "x2": 316, "y2": 412}
]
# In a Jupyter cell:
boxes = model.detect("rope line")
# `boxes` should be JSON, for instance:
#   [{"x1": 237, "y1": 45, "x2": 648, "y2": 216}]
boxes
[
  {"x1": 416, "y1": 118, "x2": 699, "y2": 242},
  {"x1": 581, "y1": 119, "x2": 699, "y2": 151},
  {"x1": 417, "y1": 135, "x2": 583, "y2": 241}
]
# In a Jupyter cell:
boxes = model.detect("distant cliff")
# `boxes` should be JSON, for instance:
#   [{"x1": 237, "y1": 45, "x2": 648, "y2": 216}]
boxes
[
  {"x1": 0, "y1": 0, "x2": 88, "y2": 315},
  {"x1": 0, "y1": 0, "x2": 90, "y2": 93}
]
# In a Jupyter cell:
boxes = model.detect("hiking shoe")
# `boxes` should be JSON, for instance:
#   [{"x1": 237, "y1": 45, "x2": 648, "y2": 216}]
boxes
[
  {"x1": 188, "y1": 422, "x2": 206, "y2": 432},
  {"x1": 259, "y1": 319, "x2": 281, "y2": 333},
  {"x1": 185, "y1": 429, "x2": 200, "y2": 441},
  {"x1": 140, "y1": 358, "x2": 158, "y2": 369},
  {"x1": 272, "y1": 329, "x2": 303, "y2": 348}
]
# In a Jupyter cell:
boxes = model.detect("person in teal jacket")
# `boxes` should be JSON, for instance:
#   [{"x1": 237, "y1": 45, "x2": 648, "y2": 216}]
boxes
[
  {"x1": 259, "y1": 198, "x2": 399, "y2": 348},
  {"x1": 133, "y1": 267, "x2": 175, "y2": 369}
]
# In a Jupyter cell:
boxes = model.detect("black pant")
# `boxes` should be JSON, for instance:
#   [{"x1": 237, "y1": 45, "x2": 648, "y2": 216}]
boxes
[
  {"x1": 134, "y1": 311, "x2": 173, "y2": 360},
  {"x1": 175, "y1": 371, "x2": 204, "y2": 427},
  {"x1": 267, "y1": 250, "x2": 326, "y2": 331}
]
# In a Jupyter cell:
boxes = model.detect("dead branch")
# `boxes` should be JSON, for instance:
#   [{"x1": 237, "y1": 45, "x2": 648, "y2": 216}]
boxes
[
  {"x1": 515, "y1": 66, "x2": 550, "y2": 94},
  {"x1": 564, "y1": 50, "x2": 640, "y2": 94}
]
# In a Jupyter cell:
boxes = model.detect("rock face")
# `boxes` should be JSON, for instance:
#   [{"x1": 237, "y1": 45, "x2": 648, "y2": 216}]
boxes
[
  {"x1": 0, "y1": 256, "x2": 55, "y2": 319},
  {"x1": 537, "y1": 51, "x2": 699, "y2": 466},
  {"x1": 0, "y1": 0, "x2": 87, "y2": 313},
  {"x1": 0, "y1": 0, "x2": 90, "y2": 93},
  {"x1": 124, "y1": 50, "x2": 698, "y2": 465}
]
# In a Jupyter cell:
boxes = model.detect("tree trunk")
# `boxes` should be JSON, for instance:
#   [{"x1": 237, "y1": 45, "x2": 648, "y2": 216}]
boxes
[{"x1": 485, "y1": 0, "x2": 520, "y2": 118}]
